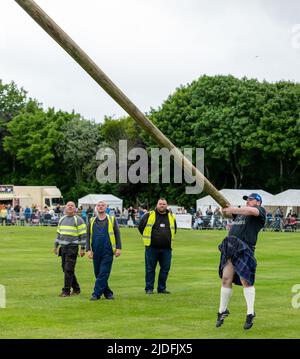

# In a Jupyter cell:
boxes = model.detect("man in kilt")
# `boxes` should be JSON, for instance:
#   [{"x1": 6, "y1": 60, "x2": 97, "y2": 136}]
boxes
[{"x1": 216, "y1": 193, "x2": 266, "y2": 330}]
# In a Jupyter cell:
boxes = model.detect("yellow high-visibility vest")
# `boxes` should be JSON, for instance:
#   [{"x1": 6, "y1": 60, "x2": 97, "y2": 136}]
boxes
[
  {"x1": 57, "y1": 215, "x2": 87, "y2": 237},
  {"x1": 89, "y1": 215, "x2": 116, "y2": 253},
  {"x1": 142, "y1": 211, "x2": 176, "y2": 247}
]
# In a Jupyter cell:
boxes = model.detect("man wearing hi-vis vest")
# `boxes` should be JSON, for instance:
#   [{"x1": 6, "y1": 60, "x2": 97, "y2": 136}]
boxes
[
  {"x1": 87, "y1": 201, "x2": 121, "y2": 301},
  {"x1": 138, "y1": 198, "x2": 177, "y2": 294},
  {"x1": 54, "y1": 201, "x2": 87, "y2": 297}
]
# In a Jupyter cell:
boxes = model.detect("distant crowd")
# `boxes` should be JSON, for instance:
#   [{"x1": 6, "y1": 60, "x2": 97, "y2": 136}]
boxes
[
  {"x1": 0, "y1": 203, "x2": 148, "y2": 227},
  {"x1": 0, "y1": 203, "x2": 298, "y2": 232},
  {"x1": 265, "y1": 207, "x2": 298, "y2": 232},
  {"x1": 0, "y1": 203, "x2": 62, "y2": 226}
]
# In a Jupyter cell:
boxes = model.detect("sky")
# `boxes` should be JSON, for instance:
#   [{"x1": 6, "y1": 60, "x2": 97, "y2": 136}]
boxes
[{"x1": 1, "y1": 0, "x2": 300, "y2": 122}]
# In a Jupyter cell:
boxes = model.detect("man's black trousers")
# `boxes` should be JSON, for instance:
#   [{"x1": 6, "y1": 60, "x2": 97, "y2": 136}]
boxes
[{"x1": 61, "y1": 245, "x2": 80, "y2": 294}]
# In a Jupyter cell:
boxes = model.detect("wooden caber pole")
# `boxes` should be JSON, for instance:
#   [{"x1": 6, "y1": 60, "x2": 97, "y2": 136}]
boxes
[{"x1": 14, "y1": 0, "x2": 230, "y2": 207}]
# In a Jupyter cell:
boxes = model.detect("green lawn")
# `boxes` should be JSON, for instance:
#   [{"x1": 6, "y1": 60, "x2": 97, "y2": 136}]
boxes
[{"x1": 0, "y1": 226, "x2": 299, "y2": 338}]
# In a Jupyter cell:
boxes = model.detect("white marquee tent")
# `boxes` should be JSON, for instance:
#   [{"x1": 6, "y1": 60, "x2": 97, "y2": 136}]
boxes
[
  {"x1": 268, "y1": 189, "x2": 300, "y2": 207},
  {"x1": 78, "y1": 194, "x2": 123, "y2": 211},
  {"x1": 268, "y1": 189, "x2": 300, "y2": 216},
  {"x1": 196, "y1": 189, "x2": 274, "y2": 213}
]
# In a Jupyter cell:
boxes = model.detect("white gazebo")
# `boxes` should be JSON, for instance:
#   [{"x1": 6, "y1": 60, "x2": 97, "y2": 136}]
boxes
[
  {"x1": 78, "y1": 194, "x2": 123, "y2": 212},
  {"x1": 268, "y1": 189, "x2": 300, "y2": 216},
  {"x1": 196, "y1": 189, "x2": 274, "y2": 213}
]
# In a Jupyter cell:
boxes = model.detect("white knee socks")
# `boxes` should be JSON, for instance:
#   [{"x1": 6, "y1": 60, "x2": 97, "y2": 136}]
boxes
[
  {"x1": 219, "y1": 287, "x2": 232, "y2": 313},
  {"x1": 243, "y1": 286, "x2": 255, "y2": 315}
]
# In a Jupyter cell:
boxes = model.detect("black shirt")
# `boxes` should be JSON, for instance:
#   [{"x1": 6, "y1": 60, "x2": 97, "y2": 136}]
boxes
[
  {"x1": 138, "y1": 210, "x2": 177, "y2": 249},
  {"x1": 228, "y1": 206, "x2": 266, "y2": 251}
]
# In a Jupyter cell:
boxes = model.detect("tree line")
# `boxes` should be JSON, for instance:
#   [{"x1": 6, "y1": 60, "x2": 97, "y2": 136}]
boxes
[{"x1": 0, "y1": 75, "x2": 299, "y2": 208}]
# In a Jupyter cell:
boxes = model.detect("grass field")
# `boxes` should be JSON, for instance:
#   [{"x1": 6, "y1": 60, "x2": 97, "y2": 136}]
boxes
[{"x1": 0, "y1": 226, "x2": 299, "y2": 339}]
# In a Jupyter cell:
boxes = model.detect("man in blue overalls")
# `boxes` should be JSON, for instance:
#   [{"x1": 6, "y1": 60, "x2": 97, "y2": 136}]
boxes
[{"x1": 87, "y1": 201, "x2": 122, "y2": 301}]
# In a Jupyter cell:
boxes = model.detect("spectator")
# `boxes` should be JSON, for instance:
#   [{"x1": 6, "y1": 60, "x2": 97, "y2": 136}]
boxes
[
  {"x1": 290, "y1": 216, "x2": 297, "y2": 232},
  {"x1": 138, "y1": 207, "x2": 145, "y2": 222},
  {"x1": 54, "y1": 205, "x2": 62, "y2": 214},
  {"x1": 44, "y1": 207, "x2": 52, "y2": 226},
  {"x1": 110, "y1": 207, "x2": 116, "y2": 216},
  {"x1": 81, "y1": 208, "x2": 87, "y2": 224},
  {"x1": 0, "y1": 205, "x2": 7, "y2": 226},
  {"x1": 266, "y1": 211, "x2": 273, "y2": 228},
  {"x1": 77, "y1": 206, "x2": 83, "y2": 217},
  {"x1": 287, "y1": 210, "x2": 292, "y2": 218},
  {"x1": 19, "y1": 207, "x2": 25, "y2": 226},
  {"x1": 213, "y1": 207, "x2": 222, "y2": 228},
  {"x1": 24, "y1": 206, "x2": 32, "y2": 224},
  {"x1": 6, "y1": 207, "x2": 13, "y2": 225},
  {"x1": 189, "y1": 207, "x2": 195, "y2": 215},
  {"x1": 274, "y1": 207, "x2": 283, "y2": 218},
  {"x1": 115, "y1": 207, "x2": 121, "y2": 217},
  {"x1": 128, "y1": 206, "x2": 136, "y2": 225},
  {"x1": 206, "y1": 205, "x2": 213, "y2": 216},
  {"x1": 121, "y1": 208, "x2": 128, "y2": 226},
  {"x1": 14, "y1": 204, "x2": 21, "y2": 217},
  {"x1": 86, "y1": 206, "x2": 94, "y2": 220},
  {"x1": 193, "y1": 210, "x2": 203, "y2": 230}
]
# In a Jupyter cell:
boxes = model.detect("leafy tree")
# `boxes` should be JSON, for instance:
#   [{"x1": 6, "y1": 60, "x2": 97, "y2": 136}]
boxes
[
  {"x1": 4, "y1": 106, "x2": 73, "y2": 168},
  {"x1": 58, "y1": 117, "x2": 101, "y2": 181},
  {"x1": 0, "y1": 80, "x2": 28, "y2": 180},
  {"x1": 150, "y1": 75, "x2": 300, "y2": 194},
  {"x1": 245, "y1": 81, "x2": 300, "y2": 191},
  {"x1": 57, "y1": 117, "x2": 104, "y2": 200}
]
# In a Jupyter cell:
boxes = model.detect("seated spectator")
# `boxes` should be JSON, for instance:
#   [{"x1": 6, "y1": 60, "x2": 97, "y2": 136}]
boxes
[
  {"x1": 290, "y1": 216, "x2": 297, "y2": 232},
  {"x1": 189, "y1": 206, "x2": 195, "y2": 215},
  {"x1": 193, "y1": 210, "x2": 203, "y2": 229},
  {"x1": 43, "y1": 207, "x2": 52, "y2": 226},
  {"x1": 274, "y1": 207, "x2": 283, "y2": 218},
  {"x1": 31, "y1": 211, "x2": 40, "y2": 226},
  {"x1": 110, "y1": 207, "x2": 115, "y2": 216}
]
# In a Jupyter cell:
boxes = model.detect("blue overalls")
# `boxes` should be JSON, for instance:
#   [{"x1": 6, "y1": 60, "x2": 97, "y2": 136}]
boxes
[{"x1": 91, "y1": 218, "x2": 114, "y2": 299}]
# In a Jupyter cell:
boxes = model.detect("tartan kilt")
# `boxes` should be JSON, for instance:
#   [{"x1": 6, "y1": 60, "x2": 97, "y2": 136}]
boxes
[{"x1": 218, "y1": 236, "x2": 257, "y2": 286}]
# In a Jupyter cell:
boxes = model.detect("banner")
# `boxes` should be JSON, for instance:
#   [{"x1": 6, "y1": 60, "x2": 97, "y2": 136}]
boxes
[{"x1": 175, "y1": 214, "x2": 192, "y2": 229}]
